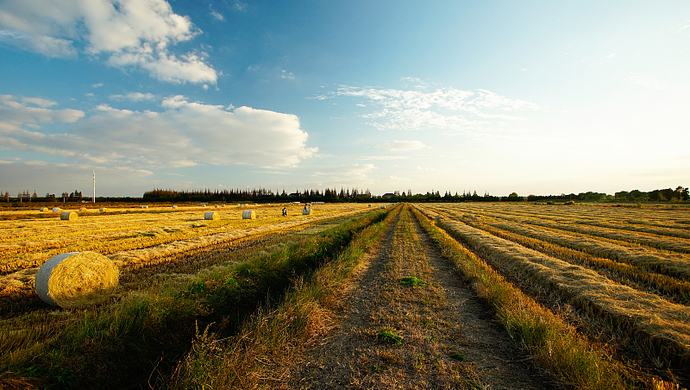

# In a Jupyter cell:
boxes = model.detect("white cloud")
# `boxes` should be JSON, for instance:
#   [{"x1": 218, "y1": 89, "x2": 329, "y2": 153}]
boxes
[
  {"x1": 0, "y1": 95, "x2": 84, "y2": 132},
  {"x1": 0, "y1": 94, "x2": 316, "y2": 169},
  {"x1": 378, "y1": 140, "x2": 427, "y2": 152},
  {"x1": 316, "y1": 81, "x2": 541, "y2": 132},
  {"x1": 109, "y1": 92, "x2": 157, "y2": 101},
  {"x1": 280, "y1": 69, "x2": 296, "y2": 80},
  {"x1": 211, "y1": 11, "x2": 224, "y2": 21},
  {"x1": 0, "y1": 0, "x2": 217, "y2": 84}
]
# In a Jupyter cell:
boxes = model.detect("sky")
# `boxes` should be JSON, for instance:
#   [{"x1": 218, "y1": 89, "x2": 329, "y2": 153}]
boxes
[{"x1": 0, "y1": 0, "x2": 688, "y2": 198}]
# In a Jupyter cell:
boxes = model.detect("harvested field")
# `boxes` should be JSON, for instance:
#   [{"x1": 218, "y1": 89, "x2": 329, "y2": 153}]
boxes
[{"x1": 418, "y1": 202, "x2": 690, "y2": 387}]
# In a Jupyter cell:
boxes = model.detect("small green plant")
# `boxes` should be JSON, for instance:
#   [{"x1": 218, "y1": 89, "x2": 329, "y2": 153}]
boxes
[
  {"x1": 377, "y1": 330, "x2": 403, "y2": 345},
  {"x1": 450, "y1": 351, "x2": 466, "y2": 361},
  {"x1": 399, "y1": 276, "x2": 426, "y2": 287}
]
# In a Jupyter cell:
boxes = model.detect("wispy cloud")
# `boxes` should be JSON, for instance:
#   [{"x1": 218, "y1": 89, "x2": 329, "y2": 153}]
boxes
[
  {"x1": 315, "y1": 80, "x2": 541, "y2": 132},
  {"x1": 377, "y1": 140, "x2": 427, "y2": 151},
  {"x1": 109, "y1": 92, "x2": 157, "y2": 102},
  {"x1": 0, "y1": 0, "x2": 217, "y2": 84},
  {"x1": 211, "y1": 11, "x2": 224, "y2": 21}
]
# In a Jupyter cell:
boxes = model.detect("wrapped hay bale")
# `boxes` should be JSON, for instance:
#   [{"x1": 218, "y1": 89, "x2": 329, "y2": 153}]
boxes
[
  {"x1": 204, "y1": 211, "x2": 219, "y2": 220},
  {"x1": 381, "y1": 205, "x2": 387, "y2": 209},
  {"x1": 99, "y1": 207, "x2": 107, "y2": 212},
  {"x1": 35, "y1": 251, "x2": 119, "y2": 308},
  {"x1": 303, "y1": 209, "x2": 311, "y2": 215},
  {"x1": 40, "y1": 207, "x2": 47, "y2": 212},
  {"x1": 172, "y1": 205, "x2": 177, "y2": 209},
  {"x1": 242, "y1": 210, "x2": 256, "y2": 219},
  {"x1": 60, "y1": 211, "x2": 77, "y2": 221},
  {"x1": 52, "y1": 207, "x2": 62, "y2": 213}
]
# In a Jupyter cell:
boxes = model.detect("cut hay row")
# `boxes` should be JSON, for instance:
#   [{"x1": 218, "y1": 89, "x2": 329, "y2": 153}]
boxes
[
  {"x1": 416, "y1": 205, "x2": 690, "y2": 367},
  {"x1": 0, "y1": 204, "x2": 370, "y2": 275},
  {"x1": 481, "y1": 218, "x2": 690, "y2": 281},
  {"x1": 466, "y1": 220, "x2": 690, "y2": 305},
  {"x1": 430, "y1": 203, "x2": 690, "y2": 239},
  {"x1": 432, "y1": 204, "x2": 690, "y2": 254},
  {"x1": 0, "y1": 206, "x2": 374, "y2": 295}
]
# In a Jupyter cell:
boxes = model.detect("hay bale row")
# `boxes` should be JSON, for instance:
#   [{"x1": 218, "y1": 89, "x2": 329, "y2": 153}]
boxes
[{"x1": 35, "y1": 251, "x2": 119, "y2": 308}]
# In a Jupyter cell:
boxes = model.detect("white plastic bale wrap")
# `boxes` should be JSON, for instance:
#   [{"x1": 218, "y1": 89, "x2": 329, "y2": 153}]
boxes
[
  {"x1": 242, "y1": 210, "x2": 256, "y2": 219},
  {"x1": 302, "y1": 209, "x2": 311, "y2": 215},
  {"x1": 204, "y1": 211, "x2": 219, "y2": 220},
  {"x1": 35, "y1": 251, "x2": 119, "y2": 308}
]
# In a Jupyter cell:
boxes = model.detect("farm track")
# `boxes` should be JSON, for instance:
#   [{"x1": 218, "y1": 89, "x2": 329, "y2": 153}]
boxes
[
  {"x1": 418, "y1": 204, "x2": 690, "y2": 387},
  {"x1": 290, "y1": 206, "x2": 559, "y2": 389}
]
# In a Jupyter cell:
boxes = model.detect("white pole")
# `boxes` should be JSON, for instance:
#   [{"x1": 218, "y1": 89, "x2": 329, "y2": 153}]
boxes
[{"x1": 93, "y1": 170, "x2": 96, "y2": 203}]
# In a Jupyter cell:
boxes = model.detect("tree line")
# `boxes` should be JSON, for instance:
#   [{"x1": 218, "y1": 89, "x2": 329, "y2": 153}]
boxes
[{"x1": 2, "y1": 186, "x2": 687, "y2": 204}]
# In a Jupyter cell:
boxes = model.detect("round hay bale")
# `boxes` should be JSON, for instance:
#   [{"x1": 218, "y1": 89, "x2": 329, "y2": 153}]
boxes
[
  {"x1": 172, "y1": 205, "x2": 177, "y2": 209},
  {"x1": 52, "y1": 207, "x2": 62, "y2": 213},
  {"x1": 79, "y1": 207, "x2": 85, "y2": 212},
  {"x1": 381, "y1": 205, "x2": 387, "y2": 209},
  {"x1": 242, "y1": 210, "x2": 256, "y2": 219},
  {"x1": 99, "y1": 207, "x2": 107, "y2": 212},
  {"x1": 35, "y1": 251, "x2": 119, "y2": 308},
  {"x1": 204, "y1": 211, "x2": 219, "y2": 220},
  {"x1": 302, "y1": 209, "x2": 311, "y2": 215},
  {"x1": 140, "y1": 205, "x2": 148, "y2": 209},
  {"x1": 60, "y1": 211, "x2": 77, "y2": 221},
  {"x1": 40, "y1": 207, "x2": 47, "y2": 212}
]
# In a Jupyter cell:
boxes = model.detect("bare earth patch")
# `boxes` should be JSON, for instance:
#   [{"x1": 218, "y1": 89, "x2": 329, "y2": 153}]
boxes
[{"x1": 289, "y1": 207, "x2": 563, "y2": 389}]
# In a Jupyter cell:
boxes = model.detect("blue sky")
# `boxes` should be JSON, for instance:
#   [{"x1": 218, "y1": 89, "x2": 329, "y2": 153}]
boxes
[{"x1": 1, "y1": 1, "x2": 688, "y2": 197}]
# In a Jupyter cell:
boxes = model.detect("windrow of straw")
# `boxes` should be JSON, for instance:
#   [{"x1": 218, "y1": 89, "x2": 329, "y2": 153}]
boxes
[
  {"x1": 479, "y1": 218, "x2": 690, "y2": 282},
  {"x1": 418, "y1": 206, "x2": 690, "y2": 367},
  {"x1": 468, "y1": 220, "x2": 690, "y2": 305},
  {"x1": 436, "y1": 204, "x2": 690, "y2": 254}
]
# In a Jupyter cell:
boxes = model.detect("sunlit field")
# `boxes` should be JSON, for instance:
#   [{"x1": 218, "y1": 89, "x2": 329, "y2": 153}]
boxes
[{"x1": 416, "y1": 202, "x2": 690, "y2": 386}]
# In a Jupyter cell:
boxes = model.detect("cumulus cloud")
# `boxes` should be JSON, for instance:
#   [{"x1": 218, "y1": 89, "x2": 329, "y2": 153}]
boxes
[
  {"x1": 0, "y1": 95, "x2": 84, "y2": 132},
  {"x1": 0, "y1": 0, "x2": 217, "y2": 84},
  {"x1": 315, "y1": 81, "x2": 541, "y2": 132},
  {"x1": 0, "y1": 94, "x2": 317, "y2": 169},
  {"x1": 378, "y1": 140, "x2": 427, "y2": 152}
]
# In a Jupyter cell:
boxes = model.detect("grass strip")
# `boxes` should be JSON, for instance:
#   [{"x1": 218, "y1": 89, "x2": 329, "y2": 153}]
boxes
[
  {"x1": 410, "y1": 205, "x2": 655, "y2": 390},
  {"x1": 167, "y1": 205, "x2": 401, "y2": 389},
  {"x1": 1, "y1": 208, "x2": 391, "y2": 390}
]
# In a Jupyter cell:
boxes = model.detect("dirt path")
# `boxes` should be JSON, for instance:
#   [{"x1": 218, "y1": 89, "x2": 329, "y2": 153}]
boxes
[{"x1": 289, "y1": 206, "x2": 562, "y2": 389}]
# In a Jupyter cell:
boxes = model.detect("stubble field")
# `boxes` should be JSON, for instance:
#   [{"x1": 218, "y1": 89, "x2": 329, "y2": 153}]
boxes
[{"x1": 0, "y1": 201, "x2": 688, "y2": 390}]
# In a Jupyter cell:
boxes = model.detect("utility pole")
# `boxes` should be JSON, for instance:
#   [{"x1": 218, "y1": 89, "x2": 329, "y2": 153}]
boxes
[{"x1": 93, "y1": 170, "x2": 96, "y2": 203}]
